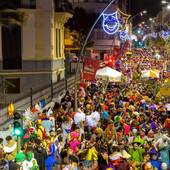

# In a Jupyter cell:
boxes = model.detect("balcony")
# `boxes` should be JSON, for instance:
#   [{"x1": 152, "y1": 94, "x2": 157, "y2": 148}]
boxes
[
  {"x1": 11, "y1": 0, "x2": 36, "y2": 9},
  {"x1": 54, "y1": 0, "x2": 74, "y2": 14}
]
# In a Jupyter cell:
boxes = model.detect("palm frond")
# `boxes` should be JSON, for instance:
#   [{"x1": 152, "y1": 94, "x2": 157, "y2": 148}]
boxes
[{"x1": 0, "y1": 0, "x2": 23, "y2": 28}]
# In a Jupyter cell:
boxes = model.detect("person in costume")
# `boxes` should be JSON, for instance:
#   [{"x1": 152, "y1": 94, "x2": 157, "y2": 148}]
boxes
[
  {"x1": 82, "y1": 135, "x2": 98, "y2": 170},
  {"x1": 149, "y1": 146, "x2": 162, "y2": 170},
  {"x1": 0, "y1": 138, "x2": 17, "y2": 170},
  {"x1": 5, "y1": 136, "x2": 17, "y2": 161},
  {"x1": 69, "y1": 132, "x2": 80, "y2": 154},
  {"x1": 158, "y1": 135, "x2": 170, "y2": 167},
  {"x1": 76, "y1": 144, "x2": 84, "y2": 170},
  {"x1": 45, "y1": 136, "x2": 55, "y2": 170},
  {"x1": 41, "y1": 115, "x2": 53, "y2": 135},
  {"x1": 36, "y1": 120, "x2": 46, "y2": 141},
  {"x1": 129, "y1": 137, "x2": 144, "y2": 168},
  {"x1": 62, "y1": 114, "x2": 73, "y2": 143},
  {"x1": 119, "y1": 150, "x2": 132, "y2": 170},
  {"x1": 22, "y1": 151, "x2": 39, "y2": 170},
  {"x1": 141, "y1": 152, "x2": 150, "y2": 170},
  {"x1": 97, "y1": 146, "x2": 108, "y2": 170},
  {"x1": 9, "y1": 153, "x2": 26, "y2": 170}
]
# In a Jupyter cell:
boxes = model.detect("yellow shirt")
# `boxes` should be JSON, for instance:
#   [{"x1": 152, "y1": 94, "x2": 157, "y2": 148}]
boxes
[
  {"x1": 37, "y1": 125, "x2": 45, "y2": 140},
  {"x1": 85, "y1": 148, "x2": 98, "y2": 161}
]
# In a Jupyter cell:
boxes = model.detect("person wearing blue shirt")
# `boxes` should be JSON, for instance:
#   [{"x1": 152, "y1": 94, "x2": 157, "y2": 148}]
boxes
[{"x1": 149, "y1": 147, "x2": 162, "y2": 170}]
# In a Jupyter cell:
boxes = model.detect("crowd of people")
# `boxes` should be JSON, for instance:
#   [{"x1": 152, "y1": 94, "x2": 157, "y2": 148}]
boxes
[{"x1": 1, "y1": 51, "x2": 170, "y2": 170}]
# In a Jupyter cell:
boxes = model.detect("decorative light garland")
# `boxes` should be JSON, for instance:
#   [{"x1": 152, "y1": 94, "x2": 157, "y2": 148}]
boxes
[
  {"x1": 117, "y1": 8, "x2": 131, "y2": 32},
  {"x1": 159, "y1": 30, "x2": 169, "y2": 39},
  {"x1": 119, "y1": 30, "x2": 128, "y2": 41},
  {"x1": 102, "y1": 11, "x2": 120, "y2": 35}
]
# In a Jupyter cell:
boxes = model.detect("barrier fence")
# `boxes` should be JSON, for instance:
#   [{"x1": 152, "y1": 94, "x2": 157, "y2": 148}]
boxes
[{"x1": 0, "y1": 73, "x2": 80, "y2": 130}]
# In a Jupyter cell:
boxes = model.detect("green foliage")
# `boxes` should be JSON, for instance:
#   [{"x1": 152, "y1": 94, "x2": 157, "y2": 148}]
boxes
[
  {"x1": 156, "y1": 37, "x2": 165, "y2": 48},
  {"x1": 0, "y1": 80, "x2": 15, "y2": 103},
  {"x1": 65, "y1": 7, "x2": 97, "y2": 53},
  {"x1": 143, "y1": 36, "x2": 165, "y2": 49},
  {"x1": 145, "y1": 80, "x2": 157, "y2": 96},
  {"x1": 132, "y1": 71, "x2": 141, "y2": 83},
  {"x1": 0, "y1": 0, "x2": 23, "y2": 28}
]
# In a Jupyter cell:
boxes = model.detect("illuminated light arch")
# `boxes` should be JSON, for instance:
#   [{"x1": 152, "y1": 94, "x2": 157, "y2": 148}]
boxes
[{"x1": 102, "y1": 11, "x2": 120, "y2": 35}]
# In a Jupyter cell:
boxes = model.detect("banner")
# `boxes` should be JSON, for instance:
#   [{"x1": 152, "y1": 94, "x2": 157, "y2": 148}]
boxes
[
  {"x1": 122, "y1": 45, "x2": 128, "y2": 51},
  {"x1": 83, "y1": 57, "x2": 99, "y2": 81},
  {"x1": 113, "y1": 47, "x2": 120, "y2": 59}
]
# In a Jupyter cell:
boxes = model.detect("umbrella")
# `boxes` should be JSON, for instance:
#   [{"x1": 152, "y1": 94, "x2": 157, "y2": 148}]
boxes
[{"x1": 141, "y1": 70, "x2": 160, "y2": 78}]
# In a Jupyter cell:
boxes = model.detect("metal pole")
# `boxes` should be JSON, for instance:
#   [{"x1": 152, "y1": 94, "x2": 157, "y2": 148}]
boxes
[
  {"x1": 128, "y1": 0, "x2": 131, "y2": 14},
  {"x1": 17, "y1": 136, "x2": 21, "y2": 153},
  {"x1": 51, "y1": 80, "x2": 53, "y2": 100},
  {"x1": 74, "y1": 0, "x2": 115, "y2": 111},
  {"x1": 30, "y1": 88, "x2": 32, "y2": 108}
]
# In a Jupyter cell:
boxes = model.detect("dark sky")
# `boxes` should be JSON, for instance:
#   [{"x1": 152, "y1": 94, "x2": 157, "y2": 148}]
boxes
[{"x1": 130, "y1": 0, "x2": 162, "y2": 26}]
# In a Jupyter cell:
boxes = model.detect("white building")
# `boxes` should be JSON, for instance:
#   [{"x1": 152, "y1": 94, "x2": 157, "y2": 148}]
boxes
[{"x1": 0, "y1": 0, "x2": 73, "y2": 102}]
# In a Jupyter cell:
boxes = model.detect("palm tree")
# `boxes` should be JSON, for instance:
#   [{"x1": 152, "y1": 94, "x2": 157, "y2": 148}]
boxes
[
  {"x1": 0, "y1": 0, "x2": 23, "y2": 28},
  {"x1": 0, "y1": 80, "x2": 15, "y2": 103}
]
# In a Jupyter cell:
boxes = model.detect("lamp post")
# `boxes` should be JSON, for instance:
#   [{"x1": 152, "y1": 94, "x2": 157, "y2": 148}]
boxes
[
  {"x1": 129, "y1": 10, "x2": 147, "y2": 22},
  {"x1": 74, "y1": 0, "x2": 115, "y2": 111}
]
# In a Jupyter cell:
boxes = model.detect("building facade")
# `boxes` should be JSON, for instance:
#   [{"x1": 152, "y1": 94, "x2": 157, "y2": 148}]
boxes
[
  {"x1": 0, "y1": 0, "x2": 73, "y2": 103},
  {"x1": 66, "y1": 0, "x2": 127, "y2": 60}
]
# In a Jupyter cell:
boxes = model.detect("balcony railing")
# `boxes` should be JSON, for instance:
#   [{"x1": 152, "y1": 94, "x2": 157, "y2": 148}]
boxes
[{"x1": 54, "y1": 0, "x2": 74, "y2": 14}]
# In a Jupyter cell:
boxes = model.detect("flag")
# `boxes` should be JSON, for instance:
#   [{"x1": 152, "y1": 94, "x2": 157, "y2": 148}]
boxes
[
  {"x1": 83, "y1": 57, "x2": 99, "y2": 81},
  {"x1": 8, "y1": 101, "x2": 14, "y2": 116},
  {"x1": 163, "y1": 61, "x2": 167, "y2": 71},
  {"x1": 122, "y1": 45, "x2": 128, "y2": 51},
  {"x1": 113, "y1": 47, "x2": 120, "y2": 56}
]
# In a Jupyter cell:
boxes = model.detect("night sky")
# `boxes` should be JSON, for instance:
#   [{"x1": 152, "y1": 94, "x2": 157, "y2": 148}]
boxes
[{"x1": 130, "y1": 0, "x2": 162, "y2": 26}]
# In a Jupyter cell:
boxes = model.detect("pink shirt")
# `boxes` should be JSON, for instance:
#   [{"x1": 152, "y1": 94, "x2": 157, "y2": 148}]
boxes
[{"x1": 69, "y1": 139, "x2": 80, "y2": 154}]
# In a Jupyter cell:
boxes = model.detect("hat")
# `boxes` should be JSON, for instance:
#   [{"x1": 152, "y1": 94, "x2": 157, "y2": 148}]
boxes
[
  {"x1": 0, "y1": 138, "x2": 3, "y2": 144},
  {"x1": 95, "y1": 128, "x2": 103, "y2": 135},
  {"x1": 120, "y1": 150, "x2": 131, "y2": 159},
  {"x1": 92, "y1": 126, "x2": 97, "y2": 131},
  {"x1": 101, "y1": 111, "x2": 109, "y2": 119},
  {"x1": 70, "y1": 132, "x2": 79, "y2": 139},
  {"x1": 15, "y1": 153, "x2": 26, "y2": 162},
  {"x1": 141, "y1": 128, "x2": 146, "y2": 133},
  {"x1": 132, "y1": 129, "x2": 137, "y2": 133},
  {"x1": 68, "y1": 154, "x2": 79, "y2": 163},
  {"x1": 114, "y1": 116, "x2": 122, "y2": 122},
  {"x1": 132, "y1": 137, "x2": 141, "y2": 145},
  {"x1": 103, "y1": 164, "x2": 115, "y2": 170},
  {"x1": 162, "y1": 163, "x2": 167, "y2": 170},
  {"x1": 149, "y1": 146, "x2": 158, "y2": 154}
]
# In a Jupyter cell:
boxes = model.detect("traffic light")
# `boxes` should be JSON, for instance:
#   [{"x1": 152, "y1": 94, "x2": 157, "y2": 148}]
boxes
[{"x1": 13, "y1": 112, "x2": 23, "y2": 136}]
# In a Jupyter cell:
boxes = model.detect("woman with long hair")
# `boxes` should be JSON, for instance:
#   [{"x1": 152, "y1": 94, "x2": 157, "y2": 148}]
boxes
[{"x1": 61, "y1": 114, "x2": 73, "y2": 144}]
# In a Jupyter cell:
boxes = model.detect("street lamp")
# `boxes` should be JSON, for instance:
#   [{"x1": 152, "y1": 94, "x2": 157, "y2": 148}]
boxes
[
  {"x1": 149, "y1": 18, "x2": 153, "y2": 21},
  {"x1": 74, "y1": 0, "x2": 115, "y2": 111},
  {"x1": 129, "y1": 10, "x2": 147, "y2": 22},
  {"x1": 162, "y1": 0, "x2": 168, "y2": 3}
]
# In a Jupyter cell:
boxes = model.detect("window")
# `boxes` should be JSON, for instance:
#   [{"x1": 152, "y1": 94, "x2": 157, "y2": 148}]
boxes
[
  {"x1": 57, "y1": 74, "x2": 60, "y2": 82},
  {"x1": 5, "y1": 78, "x2": 21, "y2": 94},
  {"x1": 2, "y1": 24, "x2": 22, "y2": 70}
]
